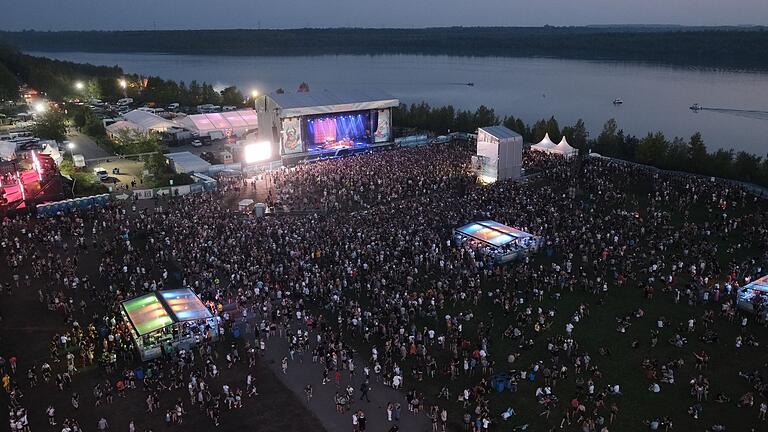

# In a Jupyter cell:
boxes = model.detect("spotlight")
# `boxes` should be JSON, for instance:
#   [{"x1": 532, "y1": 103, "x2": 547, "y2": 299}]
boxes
[{"x1": 243, "y1": 141, "x2": 271, "y2": 163}]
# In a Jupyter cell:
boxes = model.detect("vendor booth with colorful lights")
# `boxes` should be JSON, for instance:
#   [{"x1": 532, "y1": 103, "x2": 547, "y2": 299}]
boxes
[
  {"x1": 121, "y1": 289, "x2": 219, "y2": 361},
  {"x1": 454, "y1": 220, "x2": 543, "y2": 263},
  {"x1": 737, "y1": 275, "x2": 768, "y2": 319}
]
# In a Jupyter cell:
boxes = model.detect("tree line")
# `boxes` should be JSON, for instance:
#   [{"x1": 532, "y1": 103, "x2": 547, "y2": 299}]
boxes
[
  {"x1": 394, "y1": 102, "x2": 768, "y2": 187},
  {"x1": 0, "y1": 43, "x2": 243, "y2": 107},
  {"x1": 2, "y1": 28, "x2": 768, "y2": 69}
]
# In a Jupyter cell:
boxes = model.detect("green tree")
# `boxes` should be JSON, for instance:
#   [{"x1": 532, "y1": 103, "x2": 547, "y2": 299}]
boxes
[
  {"x1": 594, "y1": 119, "x2": 619, "y2": 155},
  {"x1": 32, "y1": 111, "x2": 67, "y2": 141},
  {"x1": 732, "y1": 151, "x2": 762, "y2": 183},
  {"x1": 635, "y1": 132, "x2": 669, "y2": 166},
  {"x1": 688, "y1": 132, "x2": 708, "y2": 169},
  {"x1": 112, "y1": 129, "x2": 160, "y2": 154},
  {"x1": 144, "y1": 152, "x2": 169, "y2": 177},
  {"x1": 708, "y1": 149, "x2": 734, "y2": 178},
  {"x1": 663, "y1": 137, "x2": 689, "y2": 171},
  {"x1": 570, "y1": 119, "x2": 588, "y2": 149},
  {"x1": 220, "y1": 86, "x2": 244, "y2": 107}
]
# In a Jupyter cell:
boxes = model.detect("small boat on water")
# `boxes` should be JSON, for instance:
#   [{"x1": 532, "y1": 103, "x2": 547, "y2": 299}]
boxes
[
  {"x1": 466, "y1": 82, "x2": 474, "y2": 87},
  {"x1": 690, "y1": 103, "x2": 702, "y2": 111},
  {"x1": 612, "y1": 98, "x2": 623, "y2": 105}
]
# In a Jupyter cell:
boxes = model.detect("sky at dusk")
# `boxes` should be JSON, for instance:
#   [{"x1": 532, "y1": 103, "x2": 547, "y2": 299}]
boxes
[{"x1": 1, "y1": 0, "x2": 766, "y2": 31}]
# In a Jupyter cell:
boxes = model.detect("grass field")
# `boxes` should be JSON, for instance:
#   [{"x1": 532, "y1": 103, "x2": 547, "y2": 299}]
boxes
[{"x1": 335, "y1": 172, "x2": 768, "y2": 431}]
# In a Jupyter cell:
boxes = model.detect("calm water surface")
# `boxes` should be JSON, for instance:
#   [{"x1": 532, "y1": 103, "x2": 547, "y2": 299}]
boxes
[{"x1": 31, "y1": 52, "x2": 768, "y2": 154}]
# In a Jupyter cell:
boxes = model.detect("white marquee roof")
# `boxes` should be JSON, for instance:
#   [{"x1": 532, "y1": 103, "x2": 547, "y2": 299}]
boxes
[
  {"x1": 123, "y1": 110, "x2": 177, "y2": 132},
  {"x1": 531, "y1": 133, "x2": 557, "y2": 151},
  {"x1": 179, "y1": 110, "x2": 259, "y2": 133},
  {"x1": 555, "y1": 136, "x2": 578, "y2": 156}
]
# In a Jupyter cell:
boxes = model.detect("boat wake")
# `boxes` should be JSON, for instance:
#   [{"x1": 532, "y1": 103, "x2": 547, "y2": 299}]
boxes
[{"x1": 696, "y1": 107, "x2": 768, "y2": 120}]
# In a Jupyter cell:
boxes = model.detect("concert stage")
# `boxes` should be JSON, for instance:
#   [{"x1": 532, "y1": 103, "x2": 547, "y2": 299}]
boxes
[{"x1": 257, "y1": 90, "x2": 398, "y2": 163}]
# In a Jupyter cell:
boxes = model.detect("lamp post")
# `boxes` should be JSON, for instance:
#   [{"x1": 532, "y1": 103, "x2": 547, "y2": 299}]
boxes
[{"x1": 119, "y1": 79, "x2": 127, "y2": 97}]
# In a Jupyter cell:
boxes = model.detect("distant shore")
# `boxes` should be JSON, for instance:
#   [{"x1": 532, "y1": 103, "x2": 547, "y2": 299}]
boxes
[{"x1": 2, "y1": 27, "x2": 768, "y2": 70}]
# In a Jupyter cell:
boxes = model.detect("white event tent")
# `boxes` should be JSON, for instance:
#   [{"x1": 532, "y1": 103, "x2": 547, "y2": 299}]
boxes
[
  {"x1": 530, "y1": 133, "x2": 577, "y2": 158},
  {"x1": 554, "y1": 136, "x2": 578, "y2": 157}
]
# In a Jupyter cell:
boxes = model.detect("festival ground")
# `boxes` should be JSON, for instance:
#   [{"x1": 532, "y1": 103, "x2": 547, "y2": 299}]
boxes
[{"x1": 1, "y1": 149, "x2": 767, "y2": 432}]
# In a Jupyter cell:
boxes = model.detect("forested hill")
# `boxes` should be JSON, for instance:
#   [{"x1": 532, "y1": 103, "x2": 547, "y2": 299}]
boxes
[{"x1": 1, "y1": 27, "x2": 767, "y2": 69}]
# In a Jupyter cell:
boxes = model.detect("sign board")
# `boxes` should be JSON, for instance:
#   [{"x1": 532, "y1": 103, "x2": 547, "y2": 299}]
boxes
[
  {"x1": 115, "y1": 193, "x2": 130, "y2": 200},
  {"x1": 133, "y1": 189, "x2": 154, "y2": 200}
]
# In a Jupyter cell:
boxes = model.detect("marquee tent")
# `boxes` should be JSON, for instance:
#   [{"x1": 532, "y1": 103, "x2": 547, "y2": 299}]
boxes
[
  {"x1": 177, "y1": 109, "x2": 259, "y2": 138},
  {"x1": 106, "y1": 120, "x2": 145, "y2": 138},
  {"x1": 554, "y1": 136, "x2": 578, "y2": 158},
  {"x1": 530, "y1": 133, "x2": 557, "y2": 153},
  {"x1": 530, "y1": 133, "x2": 577, "y2": 157},
  {"x1": 122, "y1": 110, "x2": 178, "y2": 132}
]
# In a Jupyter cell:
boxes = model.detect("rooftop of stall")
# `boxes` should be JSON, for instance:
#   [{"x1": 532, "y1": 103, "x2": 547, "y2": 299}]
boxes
[
  {"x1": 121, "y1": 292, "x2": 174, "y2": 336},
  {"x1": 160, "y1": 289, "x2": 214, "y2": 321},
  {"x1": 121, "y1": 289, "x2": 213, "y2": 336},
  {"x1": 737, "y1": 274, "x2": 768, "y2": 313},
  {"x1": 455, "y1": 220, "x2": 534, "y2": 247}
]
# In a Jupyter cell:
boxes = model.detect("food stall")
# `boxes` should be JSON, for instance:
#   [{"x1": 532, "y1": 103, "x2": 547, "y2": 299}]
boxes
[
  {"x1": 737, "y1": 275, "x2": 768, "y2": 319},
  {"x1": 454, "y1": 220, "x2": 543, "y2": 263},
  {"x1": 121, "y1": 288, "x2": 219, "y2": 361},
  {"x1": 238, "y1": 198, "x2": 255, "y2": 213}
]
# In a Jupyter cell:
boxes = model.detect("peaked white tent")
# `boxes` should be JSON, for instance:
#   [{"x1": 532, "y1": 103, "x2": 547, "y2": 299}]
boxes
[
  {"x1": 530, "y1": 133, "x2": 557, "y2": 153},
  {"x1": 555, "y1": 136, "x2": 578, "y2": 158}
]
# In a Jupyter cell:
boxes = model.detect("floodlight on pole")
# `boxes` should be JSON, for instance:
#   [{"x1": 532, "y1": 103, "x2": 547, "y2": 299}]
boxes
[
  {"x1": 119, "y1": 79, "x2": 127, "y2": 89},
  {"x1": 75, "y1": 81, "x2": 84, "y2": 90},
  {"x1": 34, "y1": 102, "x2": 47, "y2": 113}
]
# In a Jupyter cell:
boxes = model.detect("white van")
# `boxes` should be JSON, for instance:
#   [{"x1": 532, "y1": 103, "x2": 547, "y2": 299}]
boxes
[
  {"x1": 167, "y1": 102, "x2": 180, "y2": 111},
  {"x1": 93, "y1": 167, "x2": 109, "y2": 181},
  {"x1": 117, "y1": 98, "x2": 134, "y2": 106}
]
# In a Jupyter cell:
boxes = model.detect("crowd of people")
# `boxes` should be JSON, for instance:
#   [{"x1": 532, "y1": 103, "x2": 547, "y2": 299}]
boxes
[{"x1": 0, "y1": 141, "x2": 767, "y2": 432}]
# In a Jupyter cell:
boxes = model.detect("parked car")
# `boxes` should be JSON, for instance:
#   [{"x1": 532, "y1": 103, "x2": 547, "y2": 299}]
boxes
[
  {"x1": 93, "y1": 167, "x2": 109, "y2": 181},
  {"x1": 191, "y1": 140, "x2": 203, "y2": 148}
]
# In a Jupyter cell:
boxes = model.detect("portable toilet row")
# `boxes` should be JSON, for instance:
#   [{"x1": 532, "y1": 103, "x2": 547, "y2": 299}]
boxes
[{"x1": 36, "y1": 194, "x2": 112, "y2": 217}]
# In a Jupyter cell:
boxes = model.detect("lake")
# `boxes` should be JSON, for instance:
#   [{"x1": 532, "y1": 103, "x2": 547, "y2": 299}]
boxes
[{"x1": 31, "y1": 52, "x2": 768, "y2": 155}]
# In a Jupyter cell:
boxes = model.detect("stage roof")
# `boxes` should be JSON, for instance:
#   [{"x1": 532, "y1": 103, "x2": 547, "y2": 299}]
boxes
[
  {"x1": 178, "y1": 109, "x2": 259, "y2": 133},
  {"x1": 478, "y1": 126, "x2": 522, "y2": 141},
  {"x1": 122, "y1": 289, "x2": 212, "y2": 336},
  {"x1": 270, "y1": 90, "x2": 399, "y2": 118},
  {"x1": 455, "y1": 220, "x2": 533, "y2": 247}
]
